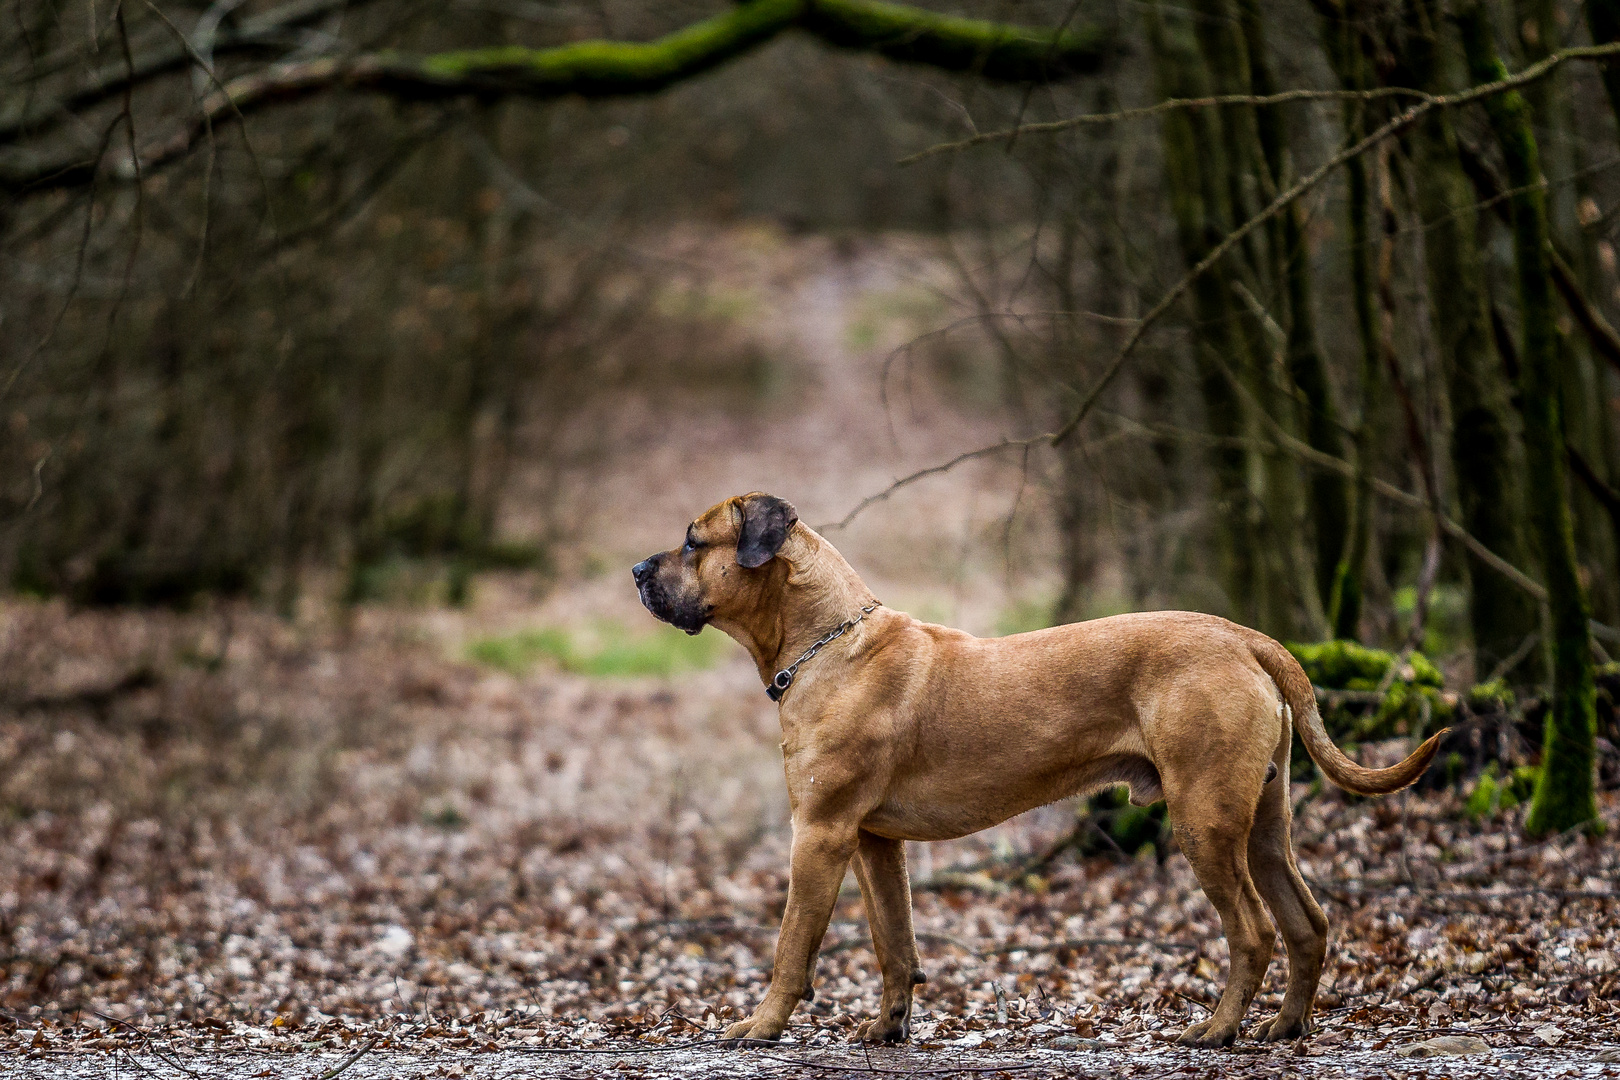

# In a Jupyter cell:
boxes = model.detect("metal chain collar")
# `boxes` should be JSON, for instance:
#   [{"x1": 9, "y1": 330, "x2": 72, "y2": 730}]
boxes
[{"x1": 767, "y1": 604, "x2": 879, "y2": 702}]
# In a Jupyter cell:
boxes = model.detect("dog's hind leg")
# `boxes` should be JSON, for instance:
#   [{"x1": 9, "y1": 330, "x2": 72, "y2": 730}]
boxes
[
  {"x1": 1164, "y1": 773, "x2": 1274, "y2": 1047},
  {"x1": 1247, "y1": 732, "x2": 1329, "y2": 1042},
  {"x1": 850, "y1": 831, "x2": 922, "y2": 1043}
]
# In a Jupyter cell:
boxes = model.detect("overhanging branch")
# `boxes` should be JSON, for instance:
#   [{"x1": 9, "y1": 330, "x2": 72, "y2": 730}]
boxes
[
  {"x1": 0, "y1": 0, "x2": 368, "y2": 143},
  {"x1": 1, "y1": 0, "x2": 1110, "y2": 195}
]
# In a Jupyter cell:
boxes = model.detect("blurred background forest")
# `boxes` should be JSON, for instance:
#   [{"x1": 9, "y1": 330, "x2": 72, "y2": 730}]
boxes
[{"x1": 1, "y1": 0, "x2": 1618, "y2": 1060}]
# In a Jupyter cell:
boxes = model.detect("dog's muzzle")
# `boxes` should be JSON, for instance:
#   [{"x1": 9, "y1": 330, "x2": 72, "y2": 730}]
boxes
[{"x1": 632, "y1": 556, "x2": 707, "y2": 635}]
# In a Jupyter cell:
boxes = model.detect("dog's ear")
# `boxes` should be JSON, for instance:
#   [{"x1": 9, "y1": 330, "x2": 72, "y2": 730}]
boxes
[{"x1": 736, "y1": 493, "x2": 799, "y2": 569}]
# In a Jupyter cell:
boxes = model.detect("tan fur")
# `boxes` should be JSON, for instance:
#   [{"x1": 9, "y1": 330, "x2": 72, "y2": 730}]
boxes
[{"x1": 633, "y1": 495, "x2": 1446, "y2": 1048}]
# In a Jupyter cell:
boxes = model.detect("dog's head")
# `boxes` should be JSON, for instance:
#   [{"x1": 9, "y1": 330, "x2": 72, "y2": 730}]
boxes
[{"x1": 632, "y1": 493, "x2": 799, "y2": 635}]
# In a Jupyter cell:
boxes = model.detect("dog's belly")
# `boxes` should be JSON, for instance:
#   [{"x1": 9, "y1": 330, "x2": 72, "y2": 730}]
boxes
[
  {"x1": 859, "y1": 801, "x2": 1034, "y2": 843},
  {"x1": 858, "y1": 752, "x2": 1163, "y2": 843}
]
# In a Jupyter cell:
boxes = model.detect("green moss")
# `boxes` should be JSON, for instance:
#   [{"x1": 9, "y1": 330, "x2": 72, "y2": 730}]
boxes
[
  {"x1": 1464, "y1": 762, "x2": 1502, "y2": 818},
  {"x1": 1076, "y1": 787, "x2": 1170, "y2": 858},
  {"x1": 1467, "y1": 678, "x2": 1516, "y2": 712},
  {"x1": 405, "y1": 0, "x2": 1107, "y2": 97},
  {"x1": 577, "y1": 624, "x2": 727, "y2": 678},
  {"x1": 1287, "y1": 640, "x2": 1443, "y2": 690},
  {"x1": 1465, "y1": 762, "x2": 1542, "y2": 819},
  {"x1": 466, "y1": 621, "x2": 728, "y2": 678},
  {"x1": 423, "y1": 802, "x2": 469, "y2": 830},
  {"x1": 417, "y1": 0, "x2": 803, "y2": 87},
  {"x1": 1287, "y1": 640, "x2": 1452, "y2": 741},
  {"x1": 806, "y1": 0, "x2": 1108, "y2": 79}
]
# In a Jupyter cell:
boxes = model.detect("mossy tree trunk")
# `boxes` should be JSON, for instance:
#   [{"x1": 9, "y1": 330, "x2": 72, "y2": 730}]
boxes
[
  {"x1": 1148, "y1": 0, "x2": 1265, "y2": 631},
  {"x1": 1518, "y1": 0, "x2": 1617, "y2": 630},
  {"x1": 1235, "y1": 0, "x2": 1351, "y2": 628},
  {"x1": 1312, "y1": 0, "x2": 1381, "y2": 640},
  {"x1": 1401, "y1": 0, "x2": 1543, "y2": 683},
  {"x1": 1457, "y1": 1, "x2": 1599, "y2": 835}
]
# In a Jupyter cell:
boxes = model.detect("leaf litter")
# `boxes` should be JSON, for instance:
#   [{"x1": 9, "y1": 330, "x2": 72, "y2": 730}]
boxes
[{"x1": 0, "y1": 600, "x2": 1617, "y2": 1078}]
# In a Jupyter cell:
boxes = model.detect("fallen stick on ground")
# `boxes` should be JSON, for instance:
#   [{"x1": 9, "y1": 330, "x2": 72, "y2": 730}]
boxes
[
  {"x1": 89, "y1": 1011, "x2": 199, "y2": 1078},
  {"x1": 315, "y1": 1037, "x2": 380, "y2": 1080}
]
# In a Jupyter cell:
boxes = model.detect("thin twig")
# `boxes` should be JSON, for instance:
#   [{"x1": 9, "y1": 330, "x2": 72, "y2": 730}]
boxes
[
  {"x1": 899, "y1": 86, "x2": 1432, "y2": 164},
  {"x1": 88, "y1": 1011, "x2": 199, "y2": 1078},
  {"x1": 114, "y1": 1049, "x2": 166, "y2": 1078},
  {"x1": 315, "y1": 1037, "x2": 380, "y2": 1080},
  {"x1": 817, "y1": 436, "x2": 1050, "y2": 532},
  {"x1": 1172, "y1": 990, "x2": 1215, "y2": 1015},
  {"x1": 1484, "y1": 631, "x2": 1542, "y2": 685}
]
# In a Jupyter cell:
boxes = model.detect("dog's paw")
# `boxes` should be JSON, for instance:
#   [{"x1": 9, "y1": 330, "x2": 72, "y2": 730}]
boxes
[
  {"x1": 852, "y1": 1013, "x2": 909, "y2": 1044},
  {"x1": 722, "y1": 1016, "x2": 785, "y2": 1044},
  {"x1": 1253, "y1": 1014, "x2": 1309, "y2": 1042},
  {"x1": 1175, "y1": 1019, "x2": 1238, "y2": 1048}
]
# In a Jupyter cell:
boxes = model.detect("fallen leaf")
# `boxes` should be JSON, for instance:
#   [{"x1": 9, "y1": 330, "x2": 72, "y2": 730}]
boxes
[{"x1": 1395, "y1": 1035, "x2": 1491, "y2": 1058}]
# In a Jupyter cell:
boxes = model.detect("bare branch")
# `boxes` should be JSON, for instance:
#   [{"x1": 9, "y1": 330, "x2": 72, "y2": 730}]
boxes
[
  {"x1": 1043, "y1": 39, "x2": 1620, "y2": 449},
  {"x1": 0, "y1": 0, "x2": 370, "y2": 143},
  {"x1": 815, "y1": 435, "x2": 1050, "y2": 532},
  {"x1": 2, "y1": 0, "x2": 1111, "y2": 194},
  {"x1": 899, "y1": 85, "x2": 1430, "y2": 165}
]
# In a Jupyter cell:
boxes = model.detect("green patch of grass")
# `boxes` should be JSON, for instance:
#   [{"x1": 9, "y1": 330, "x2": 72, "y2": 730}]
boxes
[
  {"x1": 466, "y1": 621, "x2": 728, "y2": 678},
  {"x1": 466, "y1": 628, "x2": 572, "y2": 674}
]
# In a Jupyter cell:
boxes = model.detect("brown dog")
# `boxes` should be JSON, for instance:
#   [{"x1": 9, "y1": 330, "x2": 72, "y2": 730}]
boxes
[{"x1": 631, "y1": 493, "x2": 1445, "y2": 1048}]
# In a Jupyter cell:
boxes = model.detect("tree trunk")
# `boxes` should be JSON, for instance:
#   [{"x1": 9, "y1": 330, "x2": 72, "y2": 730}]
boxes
[
  {"x1": 1148, "y1": 0, "x2": 1264, "y2": 630},
  {"x1": 1403, "y1": 0, "x2": 1543, "y2": 683},
  {"x1": 1237, "y1": 0, "x2": 1350, "y2": 626},
  {"x1": 1457, "y1": 0, "x2": 1599, "y2": 835},
  {"x1": 1313, "y1": 0, "x2": 1380, "y2": 640}
]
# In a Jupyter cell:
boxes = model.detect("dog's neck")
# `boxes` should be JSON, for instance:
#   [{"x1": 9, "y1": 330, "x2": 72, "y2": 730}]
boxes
[{"x1": 711, "y1": 524, "x2": 878, "y2": 688}]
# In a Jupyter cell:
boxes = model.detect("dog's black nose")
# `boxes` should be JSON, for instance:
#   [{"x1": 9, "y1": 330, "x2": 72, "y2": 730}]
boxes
[{"x1": 632, "y1": 558, "x2": 655, "y2": 585}]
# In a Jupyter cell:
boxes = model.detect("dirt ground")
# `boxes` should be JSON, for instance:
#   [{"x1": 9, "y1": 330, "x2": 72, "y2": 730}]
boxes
[{"x1": 2, "y1": 233, "x2": 1618, "y2": 1078}]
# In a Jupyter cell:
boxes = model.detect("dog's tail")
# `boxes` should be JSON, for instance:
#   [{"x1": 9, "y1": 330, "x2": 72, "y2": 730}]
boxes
[{"x1": 1244, "y1": 630, "x2": 1447, "y2": 796}]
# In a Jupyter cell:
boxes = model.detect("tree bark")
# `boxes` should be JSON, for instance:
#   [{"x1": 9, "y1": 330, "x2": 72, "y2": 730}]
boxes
[
  {"x1": 1237, "y1": 0, "x2": 1350, "y2": 626},
  {"x1": 1405, "y1": 0, "x2": 1544, "y2": 683},
  {"x1": 1148, "y1": 0, "x2": 1265, "y2": 631},
  {"x1": 1457, "y1": 0, "x2": 1599, "y2": 835},
  {"x1": 1312, "y1": 0, "x2": 1380, "y2": 640}
]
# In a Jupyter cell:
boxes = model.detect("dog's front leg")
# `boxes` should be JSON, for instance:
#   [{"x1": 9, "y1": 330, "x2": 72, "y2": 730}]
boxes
[{"x1": 723, "y1": 822, "x2": 858, "y2": 1042}]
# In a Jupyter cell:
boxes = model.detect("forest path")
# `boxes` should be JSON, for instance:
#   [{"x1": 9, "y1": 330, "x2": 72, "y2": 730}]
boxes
[{"x1": 536, "y1": 229, "x2": 1052, "y2": 639}]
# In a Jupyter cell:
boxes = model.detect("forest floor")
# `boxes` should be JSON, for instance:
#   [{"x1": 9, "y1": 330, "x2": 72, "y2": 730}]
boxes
[
  {"x1": 1, "y1": 600, "x2": 1616, "y2": 1079},
  {"x1": 2, "y1": 232, "x2": 1618, "y2": 1078}
]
